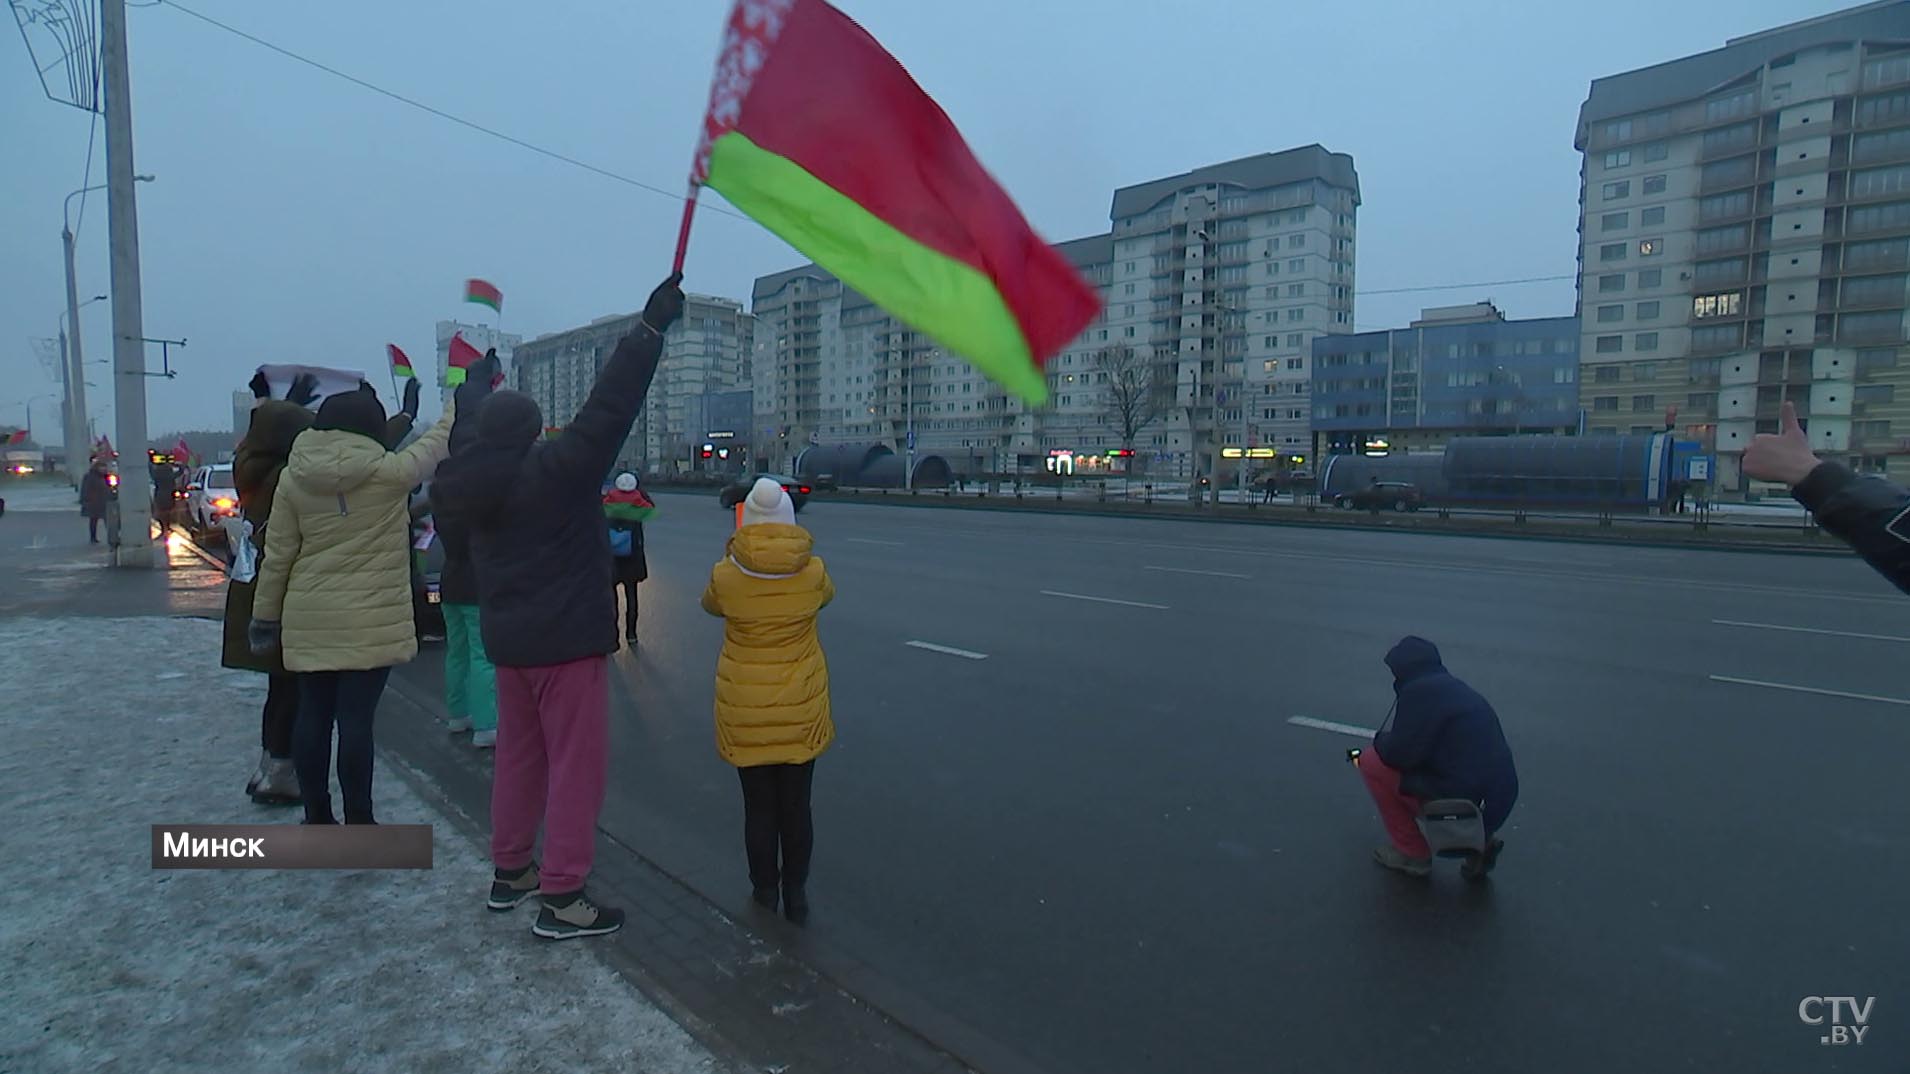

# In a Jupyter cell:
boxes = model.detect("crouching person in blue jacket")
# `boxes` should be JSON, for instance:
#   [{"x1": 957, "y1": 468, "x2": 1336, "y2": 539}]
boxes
[{"x1": 1357, "y1": 636, "x2": 1518, "y2": 880}]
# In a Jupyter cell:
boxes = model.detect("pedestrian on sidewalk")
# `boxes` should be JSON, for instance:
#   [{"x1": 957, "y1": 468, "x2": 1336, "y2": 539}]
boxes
[
  {"x1": 222, "y1": 372, "x2": 320, "y2": 806},
  {"x1": 1742, "y1": 400, "x2": 1910, "y2": 595},
  {"x1": 701, "y1": 477, "x2": 835, "y2": 925},
  {"x1": 1355, "y1": 636, "x2": 1517, "y2": 881},
  {"x1": 432, "y1": 408, "x2": 497, "y2": 750},
  {"x1": 80, "y1": 456, "x2": 112, "y2": 544},
  {"x1": 603, "y1": 472, "x2": 654, "y2": 647},
  {"x1": 432, "y1": 274, "x2": 683, "y2": 940},
  {"x1": 249, "y1": 381, "x2": 452, "y2": 825}
]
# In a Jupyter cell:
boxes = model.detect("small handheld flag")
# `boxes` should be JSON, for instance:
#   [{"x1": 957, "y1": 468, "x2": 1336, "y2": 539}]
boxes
[
  {"x1": 464, "y1": 279, "x2": 502, "y2": 314},
  {"x1": 388, "y1": 344, "x2": 416, "y2": 380},
  {"x1": 445, "y1": 333, "x2": 483, "y2": 387}
]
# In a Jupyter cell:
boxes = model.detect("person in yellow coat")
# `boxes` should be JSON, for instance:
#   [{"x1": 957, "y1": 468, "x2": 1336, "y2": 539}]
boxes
[{"x1": 701, "y1": 477, "x2": 834, "y2": 924}]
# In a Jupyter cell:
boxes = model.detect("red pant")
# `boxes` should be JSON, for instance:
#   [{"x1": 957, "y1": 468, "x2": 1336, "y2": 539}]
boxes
[
  {"x1": 1357, "y1": 750, "x2": 1431, "y2": 858},
  {"x1": 491, "y1": 656, "x2": 609, "y2": 895}
]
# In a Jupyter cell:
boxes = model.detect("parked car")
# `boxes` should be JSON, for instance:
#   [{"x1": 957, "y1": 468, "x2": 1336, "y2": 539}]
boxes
[
  {"x1": 409, "y1": 489, "x2": 445, "y2": 642},
  {"x1": 718, "y1": 473, "x2": 810, "y2": 512},
  {"x1": 185, "y1": 464, "x2": 241, "y2": 539},
  {"x1": 1337, "y1": 481, "x2": 1424, "y2": 512}
]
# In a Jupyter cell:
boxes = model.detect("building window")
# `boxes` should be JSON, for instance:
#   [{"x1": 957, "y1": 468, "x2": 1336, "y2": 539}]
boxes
[
  {"x1": 1602, "y1": 211, "x2": 1630, "y2": 231},
  {"x1": 1600, "y1": 242, "x2": 1628, "y2": 262},
  {"x1": 1642, "y1": 174, "x2": 1668, "y2": 195},
  {"x1": 1631, "y1": 394, "x2": 1656, "y2": 412},
  {"x1": 1854, "y1": 128, "x2": 1910, "y2": 164},
  {"x1": 1691, "y1": 324, "x2": 1743, "y2": 350},
  {"x1": 1604, "y1": 119, "x2": 1633, "y2": 142},
  {"x1": 1289, "y1": 258, "x2": 1306, "y2": 273},
  {"x1": 1696, "y1": 224, "x2": 1749, "y2": 254},
  {"x1": 1637, "y1": 237, "x2": 1662, "y2": 257},
  {"x1": 1595, "y1": 335, "x2": 1623, "y2": 354},
  {"x1": 1554, "y1": 367, "x2": 1576, "y2": 384},
  {"x1": 1643, "y1": 141, "x2": 1668, "y2": 163},
  {"x1": 1857, "y1": 346, "x2": 1901, "y2": 371},
  {"x1": 1850, "y1": 163, "x2": 1910, "y2": 198},
  {"x1": 1603, "y1": 180, "x2": 1630, "y2": 200},
  {"x1": 1857, "y1": 384, "x2": 1896, "y2": 405},
  {"x1": 1702, "y1": 122, "x2": 1757, "y2": 157},
  {"x1": 1288, "y1": 283, "x2": 1304, "y2": 297},
  {"x1": 1639, "y1": 269, "x2": 1663, "y2": 288},
  {"x1": 1597, "y1": 304, "x2": 1625, "y2": 323},
  {"x1": 1287, "y1": 333, "x2": 1305, "y2": 347},
  {"x1": 1692, "y1": 292, "x2": 1743, "y2": 318},
  {"x1": 1604, "y1": 150, "x2": 1632, "y2": 169},
  {"x1": 1636, "y1": 301, "x2": 1661, "y2": 320},
  {"x1": 1287, "y1": 357, "x2": 1303, "y2": 370},
  {"x1": 1699, "y1": 190, "x2": 1753, "y2": 221},
  {"x1": 1599, "y1": 273, "x2": 1626, "y2": 293},
  {"x1": 1705, "y1": 89, "x2": 1755, "y2": 123},
  {"x1": 1641, "y1": 207, "x2": 1666, "y2": 226},
  {"x1": 1593, "y1": 396, "x2": 1619, "y2": 411},
  {"x1": 1635, "y1": 332, "x2": 1659, "y2": 352},
  {"x1": 1848, "y1": 200, "x2": 1910, "y2": 235},
  {"x1": 1841, "y1": 273, "x2": 1908, "y2": 306}
]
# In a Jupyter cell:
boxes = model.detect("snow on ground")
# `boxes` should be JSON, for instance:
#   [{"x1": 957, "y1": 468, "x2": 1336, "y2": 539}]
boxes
[
  {"x1": 1, "y1": 479, "x2": 82, "y2": 512},
  {"x1": 0, "y1": 616, "x2": 724, "y2": 1074}
]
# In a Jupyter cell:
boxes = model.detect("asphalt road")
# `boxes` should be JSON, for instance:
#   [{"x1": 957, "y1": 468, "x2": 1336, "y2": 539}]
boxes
[{"x1": 401, "y1": 492, "x2": 1906, "y2": 1074}]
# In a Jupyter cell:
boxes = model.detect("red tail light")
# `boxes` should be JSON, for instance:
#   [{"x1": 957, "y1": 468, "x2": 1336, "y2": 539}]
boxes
[{"x1": 799, "y1": 486, "x2": 811, "y2": 495}]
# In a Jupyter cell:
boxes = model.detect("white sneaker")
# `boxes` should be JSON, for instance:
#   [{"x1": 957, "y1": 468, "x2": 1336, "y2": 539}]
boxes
[
  {"x1": 472, "y1": 730, "x2": 496, "y2": 749},
  {"x1": 447, "y1": 717, "x2": 472, "y2": 734}
]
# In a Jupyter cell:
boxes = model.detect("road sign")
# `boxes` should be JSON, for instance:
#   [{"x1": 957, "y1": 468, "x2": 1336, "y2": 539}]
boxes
[
  {"x1": 1688, "y1": 456, "x2": 1712, "y2": 481},
  {"x1": 906, "y1": 429, "x2": 916, "y2": 450}
]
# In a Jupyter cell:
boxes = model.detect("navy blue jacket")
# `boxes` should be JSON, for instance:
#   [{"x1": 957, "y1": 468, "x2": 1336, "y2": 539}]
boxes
[{"x1": 1373, "y1": 637, "x2": 1519, "y2": 833}]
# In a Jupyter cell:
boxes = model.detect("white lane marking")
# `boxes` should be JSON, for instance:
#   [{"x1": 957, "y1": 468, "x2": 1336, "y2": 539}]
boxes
[
  {"x1": 846, "y1": 537, "x2": 905, "y2": 546},
  {"x1": 1039, "y1": 590, "x2": 1168, "y2": 610},
  {"x1": 904, "y1": 640, "x2": 988, "y2": 660},
  {"x1": 1143, "y1": 565, "x2": 1252, "y2": 579},
  {"x1": 1709, "y1": 675, "x2": 1910, "y2": 707},
  {"x1": 1287, "y1": 716, "x2": 1375, "y2": 738},
  {"x1": 1711, "y1": 619, "x2": 1910, "y2": 644}
]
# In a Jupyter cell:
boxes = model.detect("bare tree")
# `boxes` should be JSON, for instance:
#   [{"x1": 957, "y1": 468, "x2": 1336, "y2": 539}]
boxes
[{"x1": 1094, "y1": 344, "x2": 1166, "y2": 459}]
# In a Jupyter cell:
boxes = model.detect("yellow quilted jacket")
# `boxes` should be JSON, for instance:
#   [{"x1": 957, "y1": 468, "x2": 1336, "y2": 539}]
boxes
[
  {"x1": 700, "y1": 523, "x2": 835, "y2": 767},
  {"x1": 252, "y1": 406, "x2": 454, "y2": 672}
]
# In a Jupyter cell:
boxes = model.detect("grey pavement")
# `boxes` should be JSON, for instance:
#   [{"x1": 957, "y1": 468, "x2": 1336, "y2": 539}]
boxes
[{"x1": 394, "y1": 489, "x2": 1898, "y2": 1074}]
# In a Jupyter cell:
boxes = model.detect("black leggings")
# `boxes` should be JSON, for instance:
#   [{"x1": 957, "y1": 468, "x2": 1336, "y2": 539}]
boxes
[
  {"x1": 616, "y1": 578, "x2": 640, "y2": 632},
  {"x1": 261, "y1": 672, "x2": 297, "y2": 758},
  {"x1": 294, "y1": 667, "x2": 391, "y2": 824},
  {"x1": 737, "y1": 761, "x2": 815, "y2": 892}
]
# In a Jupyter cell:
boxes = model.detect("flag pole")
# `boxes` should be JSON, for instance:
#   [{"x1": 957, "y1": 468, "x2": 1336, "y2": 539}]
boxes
[{"x1": 672, "y1": 185, "x2": 701, "y2": 275}]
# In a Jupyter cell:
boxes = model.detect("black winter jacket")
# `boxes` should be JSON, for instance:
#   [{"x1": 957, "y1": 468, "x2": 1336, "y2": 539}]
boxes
[
  {"x1": 1373, "y1": 637, "x2": 1519, "y2": 833},
  {"x1": 1793, "y1": 462, "x2": 1910, "y2": 596},
  {"x1": 431, "y1": 328, "x2": 663, "y2": 667}
]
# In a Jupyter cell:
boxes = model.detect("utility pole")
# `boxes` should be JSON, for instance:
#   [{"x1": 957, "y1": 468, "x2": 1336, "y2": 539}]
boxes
[
  {"x1": 61, "y1": 219, "x2": 91, "y2": 484},
  {"x1": 101, "y1": 0, "x2": 154, "y2": 566}
]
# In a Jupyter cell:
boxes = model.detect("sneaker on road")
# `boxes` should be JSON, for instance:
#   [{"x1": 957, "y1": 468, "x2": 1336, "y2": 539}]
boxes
[
  {"x1": 1373, "y1": 845, "x2": 1432, "y2": 877},
  {"x1": 532, "y1": 889, "x2": 625, "y2": 940},
  {"x1": 487, "y1": 863, "x2": 540, "y2": 912},
  {"x1": 447, "y1": 716, "x2": 472, "y2": 734},
  {"x1": 472, "y1": 729, "x2": 496, "y2": 749}
]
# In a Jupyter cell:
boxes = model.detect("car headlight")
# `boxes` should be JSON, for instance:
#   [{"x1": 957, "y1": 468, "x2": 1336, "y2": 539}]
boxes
[{"x1": 212, "y1": 497, "x2": 236, "y2": 510}]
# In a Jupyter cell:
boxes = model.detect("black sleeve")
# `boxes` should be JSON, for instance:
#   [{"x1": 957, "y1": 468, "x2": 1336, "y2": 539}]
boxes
[
  {"x1": 540, "y1": 327, "x2": 664, "y2": 490},
  {"x1": 1373, "y1": 684, "x2": 1446, "y2": 771},
  {"x1": 382, "y1": 413, "x2": 415, "y2": 451},
  {"x1": 449, "y1": 373, "x2": 497, "y2": 457},
  {"x1": 1793, "y1": 461, "x2": 1910, "y2": 596}
]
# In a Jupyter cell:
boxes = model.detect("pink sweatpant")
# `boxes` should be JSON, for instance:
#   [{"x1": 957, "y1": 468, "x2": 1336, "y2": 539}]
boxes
[
  {"x1": 1357, "y1": 750, "x2": 1432, "y2": 858},
  {"x1": 491, "y1": 655, "x2": 609, "y2": 895}
]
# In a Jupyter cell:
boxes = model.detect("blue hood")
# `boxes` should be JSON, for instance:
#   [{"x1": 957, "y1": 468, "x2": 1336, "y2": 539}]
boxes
[{"x1": 1385, "y1": 636, "x2": 1445, "y2": 688}]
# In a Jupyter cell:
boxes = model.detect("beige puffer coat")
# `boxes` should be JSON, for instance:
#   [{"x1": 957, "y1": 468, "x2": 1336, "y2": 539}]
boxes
[{"x1": 252, "y1": 405, "x2": 454, "y2": 672}]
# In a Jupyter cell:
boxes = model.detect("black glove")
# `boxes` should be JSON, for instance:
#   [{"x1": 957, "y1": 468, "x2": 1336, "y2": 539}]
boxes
[
  {"x1": 249, "y1": 371, "x2": 271, "y2": 399},
  {"x1": 247, "y1": 619, "x2": 281, "y2": 655},
  {"x1": 469, "y1": 348, "x2": 502, "y2": 390},
  {"x1": 287, "y1": 373, "x2": 320, "y2": 407},
  {"x1": 642, "y1": 273, "x2": 686, "y2": 334},
  {"x1": 401, "y1": 377, "x2": 421, "y2": 419}
]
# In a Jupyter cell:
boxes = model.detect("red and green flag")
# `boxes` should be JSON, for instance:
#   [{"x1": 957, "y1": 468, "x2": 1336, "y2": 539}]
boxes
[
  {"x1": 683, "y1": 0, "x2": 1099, "y2": 406},
  {"x1": 388, "y1": 344, "x2": 416, "y2": 380},
  {"x1": 445, "y1": 333, "x2": 482, "y2": 387},
  {"x1": 4, "y1": 429, "x2": 26, "y2": 446},
  {"x1": 464, "y1": 278, "x2": 502, "y2": 314}
]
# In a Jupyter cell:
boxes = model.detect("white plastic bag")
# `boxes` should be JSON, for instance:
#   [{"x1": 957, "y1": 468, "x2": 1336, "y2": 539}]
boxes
[{"x1": 228, "y1": 518, "x2": 260, "y2": 584}]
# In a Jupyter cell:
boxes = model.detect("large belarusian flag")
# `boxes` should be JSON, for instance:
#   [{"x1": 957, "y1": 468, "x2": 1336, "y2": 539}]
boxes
[
  {"x1": 464, "y1": 278, "x2": 502, "y2": 313},
  {"x1": 686, "y1": 0, "x2": 1098, "y2": 405},
  {"x1": 445, "y1": 333, "x2": 482, "y2": 387}
]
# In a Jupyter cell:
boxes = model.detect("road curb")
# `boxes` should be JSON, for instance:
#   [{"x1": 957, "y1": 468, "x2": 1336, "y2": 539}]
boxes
[{"x1": 789, "y1": 491, "x2": 1852, "y2": 558}]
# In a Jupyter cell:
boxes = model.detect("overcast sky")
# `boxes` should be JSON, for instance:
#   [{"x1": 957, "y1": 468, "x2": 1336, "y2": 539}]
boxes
[{"x1": 0, "y1": 0, "x2": 1846, "y2": 440}]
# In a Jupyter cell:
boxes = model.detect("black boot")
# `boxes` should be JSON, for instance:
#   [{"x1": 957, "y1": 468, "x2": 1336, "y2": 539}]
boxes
[
  {"x1": 782, "y1": 885, "x2": 809, "y2": 926},
  {"x1": 751, "y1": 886, "x2": 779, "y2": 912}
]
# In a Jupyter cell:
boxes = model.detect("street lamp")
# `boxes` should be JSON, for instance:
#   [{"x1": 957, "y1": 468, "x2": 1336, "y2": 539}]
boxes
[
  {"x1": 1194, "y1": 212, "x2": 1243, "y2": 506},
  {"x1": 60, "y1": 175, "x2": 151, "y2": 489}
]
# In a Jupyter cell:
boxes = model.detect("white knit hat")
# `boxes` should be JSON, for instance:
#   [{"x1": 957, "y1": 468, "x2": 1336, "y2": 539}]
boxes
[
  {"x1": 740, "y1": 477, "x2": 796, "y2": 528},
  {"x1": 614, "y1": 472, "x2": 637, "y2": 492}
]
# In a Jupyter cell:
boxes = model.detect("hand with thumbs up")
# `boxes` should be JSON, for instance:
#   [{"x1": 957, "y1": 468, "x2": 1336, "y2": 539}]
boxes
[{"x1": 1741, "y1": 400, "x2": 1823, "y2": 489}]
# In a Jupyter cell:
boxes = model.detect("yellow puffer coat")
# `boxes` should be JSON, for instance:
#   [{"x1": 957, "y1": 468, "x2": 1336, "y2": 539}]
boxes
[
  {"x1": 701, "y1": 523, "x2": 835, "y2": 767},
  {"x1": 252, "y1": 407, "x2": 454, "y2": 672}
]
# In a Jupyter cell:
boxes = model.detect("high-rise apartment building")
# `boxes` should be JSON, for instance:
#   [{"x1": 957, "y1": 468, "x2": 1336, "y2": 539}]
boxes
[
  {"x1": 749, "y1": 145, "x2": 1359, "y2": 479},
  {"x1": 1575, "y1": 0, "x2": 1910, "y2": 486},
  {"x1": 511, "y1": 295, "x2": 754, "y2": 474}
]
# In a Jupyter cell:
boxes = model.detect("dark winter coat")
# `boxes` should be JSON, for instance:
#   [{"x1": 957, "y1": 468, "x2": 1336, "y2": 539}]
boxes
[
  {"x1": 610, "y1": 519, "x2": 648, "y2": 584},
  {"x1": 1373, "y1": 637, "x2": 1519, "y2": 834},
  {"x1": 431, "y1": 408, "x2": 482, "y2": 605},
  {"x1": 430, "y1": 327, "x2": 663, "y2": 668},
  {"x1": 221, "y1": 400, "x2": 314, "y2": 673},
  {"x1": 79, "y1": 468, "x2": 111, "y2": 519},
  {"x1": 1793, "y1": 462, "x2": 1910, "y2": 596}
]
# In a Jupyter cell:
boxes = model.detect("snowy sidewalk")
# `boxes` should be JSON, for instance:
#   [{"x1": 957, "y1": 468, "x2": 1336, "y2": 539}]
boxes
[{"x1": 0, "y1": 616, "x2": 727, "y2": 1074}]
